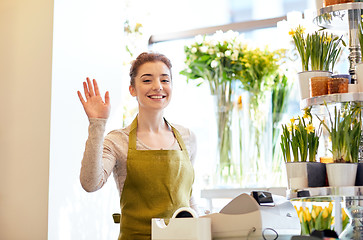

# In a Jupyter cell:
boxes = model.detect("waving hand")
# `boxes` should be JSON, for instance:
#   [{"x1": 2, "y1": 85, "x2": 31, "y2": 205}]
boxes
[{"x1": 77, "y1": 77, "x2": 111, "y2": 119}]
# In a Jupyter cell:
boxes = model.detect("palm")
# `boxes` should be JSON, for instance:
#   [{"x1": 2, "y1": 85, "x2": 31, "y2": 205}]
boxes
[{"x1": 77, "y1": 78, "x2": 111, "y2": 119}]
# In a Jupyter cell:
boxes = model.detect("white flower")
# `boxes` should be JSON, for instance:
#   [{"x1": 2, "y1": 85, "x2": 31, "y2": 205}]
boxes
[
  {"x1": 208, "y1": 48, "x2": 214, "y2": 55},
  {"x1": 200, "y1": 46, "x2": 208, "y2": 53},
  {"x1": 191, "y1": 47, "x2": 197, "y2": 53},
  {"x1": 195, "y1": 35, "x2": 204, "y2": 45},
  {"x1": 216, "y1": 52, "x2": 224, "y2": 58},
  {"x1": 225, "y1": 50, "x2": 231, "y2": 57},
  {"x1": 211, "y1": 60, "x2": 218, "y2": 68},
  {"x1": 231, "y1": 52, "x2": 239, "y2": 61}
]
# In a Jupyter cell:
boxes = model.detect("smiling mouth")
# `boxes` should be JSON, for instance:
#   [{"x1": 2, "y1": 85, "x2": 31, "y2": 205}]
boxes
[{"x1": 148, "y1": 95, "x2": 166, "y2": 99}]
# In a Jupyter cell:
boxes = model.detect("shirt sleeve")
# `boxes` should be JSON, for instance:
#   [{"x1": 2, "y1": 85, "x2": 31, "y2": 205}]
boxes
[{"x1": 79, "y1": 118, "x2": 116, "y2": 192}]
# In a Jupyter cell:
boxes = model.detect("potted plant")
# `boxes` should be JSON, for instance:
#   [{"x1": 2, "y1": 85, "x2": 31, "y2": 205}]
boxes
[
  {"x1": 317, "y1": 102, "x2": 362, "y2": 187},
  {"x1": 281, "y1": 107, "x2": 326, "y2": 189},
  {"x1": 289, "y1": 25, "x2": 344, "y2": 99}
]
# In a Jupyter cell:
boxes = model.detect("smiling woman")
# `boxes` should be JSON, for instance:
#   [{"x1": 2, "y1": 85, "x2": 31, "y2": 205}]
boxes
[{"x1": 78, "y1": 52, "x2": 198, "y2": 240}]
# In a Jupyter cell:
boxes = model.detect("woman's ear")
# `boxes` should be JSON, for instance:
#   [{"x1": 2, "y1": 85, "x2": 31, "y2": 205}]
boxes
[{"x1": 129, "y1": 85, "x2": 136, "y2": 97}]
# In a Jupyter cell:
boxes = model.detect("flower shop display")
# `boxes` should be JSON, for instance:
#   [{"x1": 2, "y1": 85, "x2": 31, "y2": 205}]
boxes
[
  {"x1": 180, "y1": 30, "x2": 247, "y2": 184},
  {"x1": 317, "y1": 102, "x2": 362, "y2": 186},
  {"x1": 181, "y1": 30, "x2": 285, "y2": 185},
  {"x1": 238, "y1": 47, "x2": 285, "y2": 185},
  {"x1": 295, "y1": 203, "x2": 349, "y2": 235},
  {"x1": 281, "y1": 108, "x2": 326, "y2": 188},
  {"x1": 289, "y1": 25, "x2": 344, "y2": 99}
]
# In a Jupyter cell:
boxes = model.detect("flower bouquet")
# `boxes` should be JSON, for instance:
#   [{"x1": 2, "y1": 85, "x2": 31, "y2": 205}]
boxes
[
  {"x1": 237, "y1": 46, "x2": 284, "y2": 184},
  {"x1": 295, "y1": 203, "x2": 349, "y2": 235},
  {"x1": 180, "y1": 30, "x2": 247, "y2": 184}
]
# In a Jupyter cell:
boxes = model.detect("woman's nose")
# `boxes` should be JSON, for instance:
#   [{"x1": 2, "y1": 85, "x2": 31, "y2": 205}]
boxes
[{"x1": 152, "y1": 80, "x2": 162, "y2": 90}]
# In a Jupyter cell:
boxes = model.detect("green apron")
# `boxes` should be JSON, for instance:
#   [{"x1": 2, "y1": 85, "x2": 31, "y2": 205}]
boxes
[{"x1": 118, "y1": 116, "x2": 194, "y2": 240}]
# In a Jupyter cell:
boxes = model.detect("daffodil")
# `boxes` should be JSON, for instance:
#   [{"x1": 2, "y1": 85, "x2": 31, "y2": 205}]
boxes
[
  {"x1": 305, "y1": 123, "x2": 315, "y2": 134},
  {"x1": 287, "y1": 123, "x2": 293, "y2": 132},
  {"x1": 281, "y1": 108, "x2": 321, "y2": 162}
]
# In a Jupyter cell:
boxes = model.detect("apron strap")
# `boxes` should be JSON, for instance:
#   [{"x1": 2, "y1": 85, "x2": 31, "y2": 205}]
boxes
[
  {"x1": 164, "y1": 119, "x2": 187, "y2": 151},
  {"x1": 128, "y1": 116, "x2": 138, "y2": 150}
]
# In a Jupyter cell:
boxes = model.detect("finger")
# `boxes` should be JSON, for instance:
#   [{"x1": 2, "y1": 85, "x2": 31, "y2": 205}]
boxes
[
  {"x1": 87, "y1": 77, "x2": 95, "y2": 96},
  {"x1": 105, "y1": 91, "x2": 110, "y2": 105},
  {"x1": 77, "y1": 91, "x2": 86, "y2": 105},
  {"x1": 83, "y1": 82, "x2": 90, "y2": 99},
  {"x1": 93, "y1": 79, "x2": 101, "y2": 96}
]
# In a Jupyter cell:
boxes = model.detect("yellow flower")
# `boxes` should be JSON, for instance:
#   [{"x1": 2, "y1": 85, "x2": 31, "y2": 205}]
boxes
[
  {"x1": 325, "y1": 35, "x2": 332, "y2": 43},
  {"x1": 315, "y1": 206, "x2": 322, "y2": 215},
  {"x1": 296, "y1": 25, "x2": 305, "y2": 34},
  {"x1": 237, "y1": 95, "x2": 242, "y2": 110},
  {"x1": 305, "y1": 124, "x2": 315, "y2": 134},
  {"x1": 287, "y1": 123, "x2": 293, "y2": 132},
  {"x1": 293, "y1": 124, "x2": 298, "y2": 130},
  {"x1": 298, "y1": 211, "x2": 304, "y2": 222},
  {"x1": 304, "y1": 207, "x2": 311, "y2": 221},
  {"x1": 290, "y1": 117, "x2": 295, "y2": 124},
  {"x1": 322, "y1": 207, "x2": 329, "y2": 218},
  {"x1": 342, "y1": 208, "x2": 347, "y2": 221},
  {"x1": 328, "y1": 202, "x2": 333, "y2": 214},
  {"x1": 303, "y1": 112, "x2": 310, "y2": 119},
  {"x1": 311, "y1": 209, "x2": 317, "y2": 219}
]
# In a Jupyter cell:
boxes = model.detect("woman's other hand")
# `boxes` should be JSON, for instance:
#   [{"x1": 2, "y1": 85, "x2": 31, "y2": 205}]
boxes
[{"x1": 77, "y1": 77, "x2": 111, "y2": 119}]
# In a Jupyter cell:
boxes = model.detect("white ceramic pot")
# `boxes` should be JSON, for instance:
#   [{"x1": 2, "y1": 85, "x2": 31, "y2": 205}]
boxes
[
  {"x1": 285, "y1": 162, "x2": 308, "y2": 189},
  {"x1": 285, "y1": 162, "x2": 327, "y2": 189},
  {"x1": 326, "y1": 163, "x2": 358, "y2": 187},
  {"x1": 355, "y1": 62, "x2": 363, "y2": 92},
  {"x1": 298, "y1": 71, "x2": 332, "y2": 100}
]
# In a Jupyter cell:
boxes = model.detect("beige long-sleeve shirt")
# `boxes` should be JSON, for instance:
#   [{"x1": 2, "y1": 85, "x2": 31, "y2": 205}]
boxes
[{"x1": 80, "y1": 118, "x2": 198, "y2": 210}]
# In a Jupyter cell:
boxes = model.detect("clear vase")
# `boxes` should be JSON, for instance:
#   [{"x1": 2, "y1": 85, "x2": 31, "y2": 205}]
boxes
[
  {"x1": 212, "y1": 81, "x2": 239, "y2": 186},
  {"x1": 240, "y1": 90, "x2": 272, "y2": 187}
]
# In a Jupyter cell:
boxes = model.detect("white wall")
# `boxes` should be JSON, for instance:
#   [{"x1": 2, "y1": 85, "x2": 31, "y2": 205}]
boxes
[
  {"x1": 48, "y1": 0, "x2": 125, "y2": 239},
  {"x1": 0, "y1": 0, "x2": 53, "y2": 239}
]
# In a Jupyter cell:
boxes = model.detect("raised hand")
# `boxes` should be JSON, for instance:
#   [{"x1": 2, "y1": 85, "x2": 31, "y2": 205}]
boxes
[{"x1": 77, "y1": 77, "x2": 111, "y2": 119}]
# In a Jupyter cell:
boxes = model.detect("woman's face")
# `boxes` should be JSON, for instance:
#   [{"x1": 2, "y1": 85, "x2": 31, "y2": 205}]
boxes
[{"x1": 129, "y1": 61, "x2": 172, "y2": 112}]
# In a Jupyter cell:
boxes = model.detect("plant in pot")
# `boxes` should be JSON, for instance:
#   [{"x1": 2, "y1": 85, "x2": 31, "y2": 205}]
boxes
[
  {"x1": 289, "y1": 25, "x2": 344, "y2": 99},
  {"x1": 317, "y1": 102, "x2": 362, "y2": 187},
  {"x1": 281, "y1": 107, "x2": 325, "y2": 189}
]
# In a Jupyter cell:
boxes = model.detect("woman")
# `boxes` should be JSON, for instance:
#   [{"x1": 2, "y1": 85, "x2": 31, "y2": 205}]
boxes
[{"x1": 77, "y1": 52, "x2": 197, "y2": 239}]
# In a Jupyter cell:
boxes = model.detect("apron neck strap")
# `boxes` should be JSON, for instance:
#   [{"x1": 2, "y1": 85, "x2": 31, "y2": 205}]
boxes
[{"x1": 128, "y1": 115, "x2": 187, "y2": 151}]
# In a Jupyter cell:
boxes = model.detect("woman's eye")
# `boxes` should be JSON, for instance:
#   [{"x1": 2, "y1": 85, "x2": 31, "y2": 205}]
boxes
[
  {"x1": 143, "y1": 79, "x2": 151, "y2": 83},
  {"x1": 162, "y1": 79, "x2": 170, "y2": 83}
]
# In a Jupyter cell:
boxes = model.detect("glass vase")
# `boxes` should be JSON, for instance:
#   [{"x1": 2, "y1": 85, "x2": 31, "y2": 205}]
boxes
[
  {"x1": 212, "y1": 81, "x2": 239, "y2": 186},
  {"x1": 240, "y1": 90, "x2": 272, "y2": 187}
]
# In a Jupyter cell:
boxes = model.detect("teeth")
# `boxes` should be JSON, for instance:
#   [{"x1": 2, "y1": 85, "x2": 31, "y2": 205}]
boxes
[{"x1": 150, "y1": 96, "x2": 163, "y2": 99}]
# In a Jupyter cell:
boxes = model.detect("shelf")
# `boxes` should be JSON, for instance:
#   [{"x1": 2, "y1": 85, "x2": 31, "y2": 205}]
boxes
[
  {"x1": 314, "y1": 2, "x2": 363, "y2": 30},
  {"x1": 300, "y1": 92, "x2": 363, "y2": 109},
  {"x1": 287, "y1": 186, "x2": 363, "y2": 200}
]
